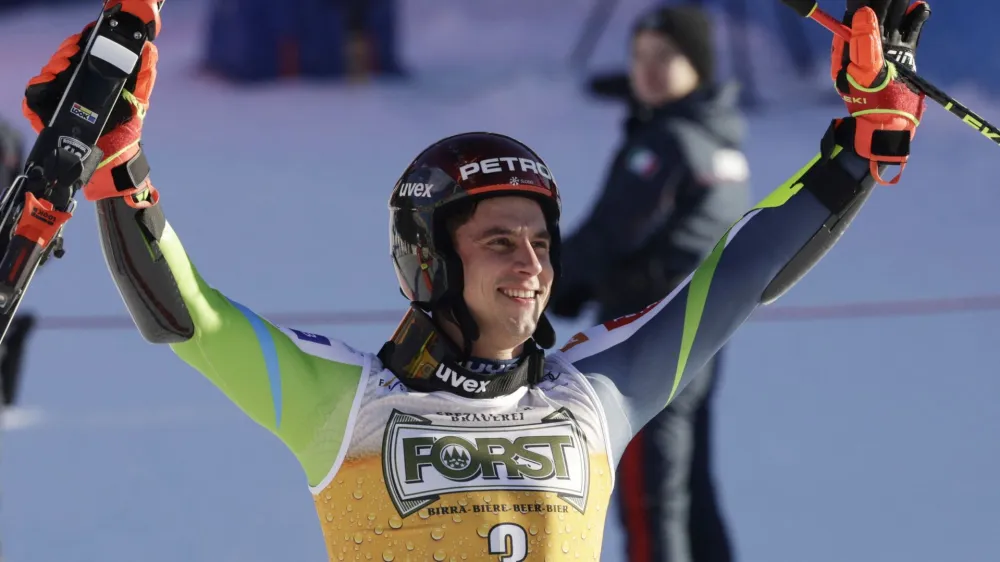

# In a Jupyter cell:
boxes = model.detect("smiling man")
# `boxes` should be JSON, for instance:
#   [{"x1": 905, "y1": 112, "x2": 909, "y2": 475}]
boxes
[{"x1": 18, "y1": 0, "x2": 933, "y2": 558}]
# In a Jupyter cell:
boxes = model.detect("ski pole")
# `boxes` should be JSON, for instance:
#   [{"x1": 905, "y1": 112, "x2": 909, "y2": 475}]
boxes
[{"x1": 781, "y1": 0, "x2": 1000, "y2": 145}]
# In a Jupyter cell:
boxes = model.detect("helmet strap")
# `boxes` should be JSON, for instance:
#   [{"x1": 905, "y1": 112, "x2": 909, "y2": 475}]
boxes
[
  {"x1": 450, "y1": 299, "x2": 480, "y2": 360},
  {"x1": 438, "y1": 251, "x2": 480, "y2": 360},
  {"x1": 533, "y1": 313, "x2": 556, "y2": 349}
]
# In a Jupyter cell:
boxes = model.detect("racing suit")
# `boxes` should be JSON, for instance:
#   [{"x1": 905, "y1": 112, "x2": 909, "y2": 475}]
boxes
[{"x1": 95, "y1": 129, "x2": 879, "y2": 560}]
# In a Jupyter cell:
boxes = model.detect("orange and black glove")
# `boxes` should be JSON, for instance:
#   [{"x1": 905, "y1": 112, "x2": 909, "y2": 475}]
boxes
[
  {"x1": 22, "y1": 15, "x2": 160, "y2": 208},
  {"x1": 832, "y1": 0, "x2": 931, "y2": 184}
]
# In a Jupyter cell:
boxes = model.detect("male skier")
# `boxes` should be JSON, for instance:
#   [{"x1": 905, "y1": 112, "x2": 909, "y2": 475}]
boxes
[{"x1": 20, "y1": 0, "x2": 931, "y2": 559}]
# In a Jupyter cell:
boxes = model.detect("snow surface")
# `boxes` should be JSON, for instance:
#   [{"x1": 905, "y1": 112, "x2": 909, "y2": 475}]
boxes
[{"x1": 0, "y1": 1, "x2": 998, "y2": 561}]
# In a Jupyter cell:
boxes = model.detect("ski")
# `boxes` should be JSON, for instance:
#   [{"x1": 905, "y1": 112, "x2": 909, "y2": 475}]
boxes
[{"x1": 0, "y1": 0, "x2": 163, "y2": 346}]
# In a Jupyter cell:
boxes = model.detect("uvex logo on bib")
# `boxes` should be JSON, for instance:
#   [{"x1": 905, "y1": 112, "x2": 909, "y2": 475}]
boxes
[
  {"x1": 381, "y1": 409, "x2": 590, "y2": 517},
  {"x1": 434, "y1": 363, "x2": 489, "y2": 394}
]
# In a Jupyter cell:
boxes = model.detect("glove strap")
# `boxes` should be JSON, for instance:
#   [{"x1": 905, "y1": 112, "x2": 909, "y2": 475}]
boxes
[
  {"x1": 109, "y1": 143, "x2": 158, "y2": 209},
  {"x1": 862, "y1": 127, "x2": 910, "y2": 185},
  {"x1": 870, "y1": 160, "x2": 905, "y2": 185},
  {"x1": 829, "y1": 118, "x2": 906, "y2": 186}
]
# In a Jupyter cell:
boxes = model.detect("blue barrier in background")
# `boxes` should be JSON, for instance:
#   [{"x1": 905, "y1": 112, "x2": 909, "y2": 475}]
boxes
[
  {"x1": 725, "y1": 0, "x2": 992, "y2": 95},
  {"x1": 202, "y1": 0, "x2": 402, "y2": 82},
  {"x1": 0, "y1": 0, "x2": 403, "y2": 82},
  {"x1": 0, "y1": 0, "x2": 991, "y2": 93}
]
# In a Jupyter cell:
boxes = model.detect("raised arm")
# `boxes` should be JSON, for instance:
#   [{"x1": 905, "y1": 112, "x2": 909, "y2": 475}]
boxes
[
  {"x1": 20, "y1": 14, "x2": 366, "y2": 487},
  {"x1": 96, "y1": 195, "x2": 366, "y2": 485},
  {"x1": 550, "y1": 0, "x2": 932, "y2": 462},
  {"x1": 552, "y1": 139, "x2": 875, "y2": 457}
]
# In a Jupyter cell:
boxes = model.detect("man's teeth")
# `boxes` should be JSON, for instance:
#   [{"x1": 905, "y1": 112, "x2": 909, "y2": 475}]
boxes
[{"x1": 501, "y1": 289, "x2": 536, "y2": 299}]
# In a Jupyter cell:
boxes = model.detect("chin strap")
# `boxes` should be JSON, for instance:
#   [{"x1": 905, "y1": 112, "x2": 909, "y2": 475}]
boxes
[{"x1": 533, "y1": 313, "x2": 556, "y2": 349}]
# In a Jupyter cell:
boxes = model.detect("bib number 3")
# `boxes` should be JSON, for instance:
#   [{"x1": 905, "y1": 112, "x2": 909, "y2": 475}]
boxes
[{"x1": 488, "y1": 523, "x2": 528, "y2": 561}]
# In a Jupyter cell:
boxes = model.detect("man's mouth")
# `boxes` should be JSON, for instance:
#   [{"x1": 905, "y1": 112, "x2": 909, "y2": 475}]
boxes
[{"x1": 499, "y1": 288, "x2": 539, "y2": 301}]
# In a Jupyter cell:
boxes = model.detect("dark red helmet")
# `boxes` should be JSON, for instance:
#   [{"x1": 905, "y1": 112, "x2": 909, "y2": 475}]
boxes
[{"x1": 388, "y1": 132, "x2": 562, "y2": 349}]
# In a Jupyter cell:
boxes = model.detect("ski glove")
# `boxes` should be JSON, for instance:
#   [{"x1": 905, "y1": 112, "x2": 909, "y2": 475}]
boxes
[
  {"x1": 831, "y1": 0, "x2": 931, "y2": 184},
  {"x1": 22, "y1": 17, "x2": 160, "y2": 207}
]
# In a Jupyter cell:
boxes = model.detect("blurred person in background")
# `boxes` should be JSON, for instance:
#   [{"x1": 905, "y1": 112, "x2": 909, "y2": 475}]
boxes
[
  {"x1": 550, "y1": 5, "x2": 750, "y2": 562},
  {"x1": 0, "y1": 117, "x2": 37, "y2": 413},
  {"x1": 0, "y1": 114, "x2": 39, "y2": 562}
]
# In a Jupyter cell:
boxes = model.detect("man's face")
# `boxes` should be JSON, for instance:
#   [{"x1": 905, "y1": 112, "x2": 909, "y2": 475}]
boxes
[
  {"x1": 452, "y1": 196, "x2": 554, "y2": 354},
  {"x1": 629, "y1": 30, "x2": 699, "y2": 106}
]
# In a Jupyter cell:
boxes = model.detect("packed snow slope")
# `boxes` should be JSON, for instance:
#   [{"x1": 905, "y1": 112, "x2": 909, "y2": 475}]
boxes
[{"x1": 0, "y1": 1, "x2": 997, "y2": 561}]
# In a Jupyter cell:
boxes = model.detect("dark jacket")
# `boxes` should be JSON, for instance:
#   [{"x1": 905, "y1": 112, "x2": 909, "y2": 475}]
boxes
[
  {"x1": 0, "y1": 116, "x2": 24, "y2": 248},
  {"x1": 0, "y1": 117, "x2": 22, "y2": 193},
  {"x1": 553, "y1": 79, "x2": 751, "y2": 321},
  {"x1": 0, "y1": 116, "x2": 31, "y2": 407}
]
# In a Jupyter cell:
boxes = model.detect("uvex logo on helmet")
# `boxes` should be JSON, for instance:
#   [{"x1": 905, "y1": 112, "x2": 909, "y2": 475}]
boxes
[
  {"x1": 458, "y1": 157, "x2": 554, "y2": 183},
  {"x1": 397, "y1": 182, "x2": 434, "y2": 198}
]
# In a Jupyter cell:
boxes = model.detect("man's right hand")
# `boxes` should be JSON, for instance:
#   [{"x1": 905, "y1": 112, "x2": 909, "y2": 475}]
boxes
[{"x1": 22, "y1": 6, "x2": 161, "y2": 208}]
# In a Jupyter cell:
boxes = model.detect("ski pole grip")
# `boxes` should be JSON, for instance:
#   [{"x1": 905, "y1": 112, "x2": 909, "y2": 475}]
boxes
[{"x1": 781, "y1": 0, "x2": 817, "y2": 18}]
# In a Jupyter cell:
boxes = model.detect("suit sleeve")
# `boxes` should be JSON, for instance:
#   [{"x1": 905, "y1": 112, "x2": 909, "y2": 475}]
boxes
[
  {"x1": 549, "y1": 137, "x2": 880, "y2": 463},
  {"x1": 95, "y1": 196, "x2": 364, "y2": 487}
]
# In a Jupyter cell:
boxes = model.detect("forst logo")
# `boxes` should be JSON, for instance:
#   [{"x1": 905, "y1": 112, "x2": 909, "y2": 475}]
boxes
[
  {"x1": 400, "y1": 432, "x2": 574, "y2": 483},
  {"x1": 382, "y1": 409, "x2": 590, "y2": 517},
  {"x1": 458, "y1": 157, "x2": 553, "y2": 181}
]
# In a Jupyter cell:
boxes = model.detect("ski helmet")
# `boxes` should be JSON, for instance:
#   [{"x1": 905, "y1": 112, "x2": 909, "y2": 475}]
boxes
[{"x1": 388, "y1": 132, "x2": 562, "y2": 351}]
